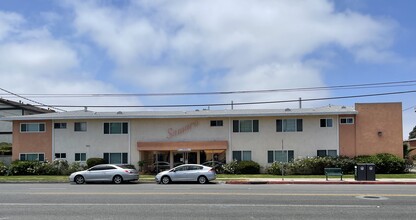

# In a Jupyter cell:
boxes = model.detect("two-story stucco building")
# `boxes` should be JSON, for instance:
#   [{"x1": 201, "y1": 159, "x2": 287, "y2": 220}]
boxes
[{"x1": 0, "y1": 102, "x2": 403, "y2": 171}]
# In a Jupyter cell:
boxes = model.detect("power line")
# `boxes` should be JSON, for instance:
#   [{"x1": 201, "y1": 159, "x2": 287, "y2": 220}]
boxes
[
  {"x1": 403, "y1": 105, "x2": 416, "y2": 112},
  {"x1": 33, "y1": 89, "x2": 416, "y2": 108},
  {"x1": 1, "y1": 79, "x2": 416, "y2": 98},
  {"x1": 0, "y1": 87, "x2": 66, "y2": 112}
]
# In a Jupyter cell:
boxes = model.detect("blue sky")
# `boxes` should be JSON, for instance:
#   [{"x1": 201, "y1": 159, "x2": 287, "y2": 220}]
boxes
[{"x1": 0, "y1": 0, "x2": 415, "y2": 139}]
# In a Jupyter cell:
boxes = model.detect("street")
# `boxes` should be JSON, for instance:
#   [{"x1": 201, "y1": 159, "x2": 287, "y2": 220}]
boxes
[{"x1": 0, "y1": 183, "x2": 415, "y2": 219}]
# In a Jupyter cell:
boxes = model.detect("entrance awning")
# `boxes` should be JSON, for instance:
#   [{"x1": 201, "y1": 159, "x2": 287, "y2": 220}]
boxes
[{"x1": 137, "y1": 141, "x2": 228, "y2": 151}]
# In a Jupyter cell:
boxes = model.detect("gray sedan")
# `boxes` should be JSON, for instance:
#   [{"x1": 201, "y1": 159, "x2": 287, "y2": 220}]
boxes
[
  {"x1": 155, "y1": 164, "x2": 216, "y2": 184},
  {"x1": 69, "y1": 164, "x2": 139, "y2": 184}
]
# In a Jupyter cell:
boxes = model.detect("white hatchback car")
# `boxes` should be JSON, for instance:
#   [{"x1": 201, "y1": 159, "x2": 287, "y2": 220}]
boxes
[{"x1": 155, "y1": 164, "x2": 216, "y2": 184}]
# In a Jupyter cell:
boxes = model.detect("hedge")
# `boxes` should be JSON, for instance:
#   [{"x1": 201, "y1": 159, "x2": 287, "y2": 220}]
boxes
[
  {"x1": 222, "y1": 160, "x2": 260, "y2": 174},
  {"x1": 86, "y1": 158, "x2": 106, "y2": 168},
  {"x1": 266, "y1": 153, "x2": 407, "y2": 175},
  {"x1": 2, "y1": 160, "x2": 87, "y2": 176}
]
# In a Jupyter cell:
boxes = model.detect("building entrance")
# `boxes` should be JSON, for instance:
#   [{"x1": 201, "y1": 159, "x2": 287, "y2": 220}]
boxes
[{"x1": 174, "y1": 151, "x2": 197, "y2": 165}]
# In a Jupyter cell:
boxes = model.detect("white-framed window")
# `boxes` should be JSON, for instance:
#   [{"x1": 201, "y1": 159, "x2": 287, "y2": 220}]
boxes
[
  {"x1": 320, "y1": 119, "x2": 333, "y2": 128},
  {"x1": 276, "y1": 119, "x2": 303, "y2": 132},
  {"x1": 20, "y1": 153, "x2": 45, "y2": 161},
  {"x1": 210, "y1": 120, "x2": 223, "y2": 127},
  {"x1": 317, "y1": 150, "x2": 337, "y2": 157},
  {"x1": 104, "y1": 122, "x2": 128, "y2": 134},
  {"x1": 55, "y1": 153, "x2": 66, "y2": 159},
  {"x1": 74, "y1": 122, "x2": 87, "y2": 132},
  {"x1": 75, "y1": 153, "x2": 87, "y2": 162},
  {"x1": 20, "y1": 123, "x2": 45, "y2": 133},
  {"x1": 233, "y1": 120, "x2": 259, "y2": 132},
  {"x1": 340, "y1": 117, "x2": 354, "y2": 124},
  {"x1": 268, "y1": 150, "x2": 294, "y2": 163},
  {"x1": 54, "y1": 123, "x2": 67, "y2": 129},
  {"x1": 103, "y1": 152, "x2": 128, "y2": 164},
  {"x1": 232, "y1": 151, "x2": 252, "y2": 161}
]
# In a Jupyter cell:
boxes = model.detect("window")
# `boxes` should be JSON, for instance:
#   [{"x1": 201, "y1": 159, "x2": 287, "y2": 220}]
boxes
[
  {"x1": 74, "y1": 122, "x2": 87, "y2": 132},
  {"x1": 55, "y1": 153, "x2": 66, "y2": 159},
  {"x1": 20, "y1": 123, "x2": 45, "y2": 133},
  {"x1": 103, "y1": 152, "x2": 128, "y2": 164},
  {"x1": 19, "y1": 153, "x2": 45, "y2": 161},
  {"x1": 210, "y1": 120, "x2": 223, "y2": 127},
  {"x1": 75, "y1": 153, "x2": 86, "y2": 162},
  {"x1": 54, "y1": 123, "x2": 67, "y2": 129},
  {"x1": 317, "y1": 150, "x2": 337, "y2": 157},
  {"x1": 233, "y1": 120, "x2": 259, "y2": 132},
  {"x1": 340, "y1": 117, "x2": 354, "y2": 124},
  {"x1": 89, "y1": 165, "x2": 116, "y2": 171},
  {"x1": 276, "y1": 119, "x2": 303, "y2": 132},
  {"x1": 320, "y1": 119, "x2": 333, "y2": 128},
  {"x1": 267, "y1": 150, "x2": 294, "y2": 163},
  {"x1": 232, "y1": 151, "x2": 251, "y2": 161},
  {"x1": 104, "y1": 122, "x2": 128, "y2": 134}
]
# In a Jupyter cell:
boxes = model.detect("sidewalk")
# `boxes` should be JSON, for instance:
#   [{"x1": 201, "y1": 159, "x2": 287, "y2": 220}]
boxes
[{"x1": 223, "y1": 178, "x2": 416, "y2": 185}]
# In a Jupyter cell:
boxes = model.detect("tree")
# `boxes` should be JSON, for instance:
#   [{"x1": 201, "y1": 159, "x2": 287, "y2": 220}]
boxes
[{"x1": 410, "y1": 126, "x2": 416, "y2": 139}]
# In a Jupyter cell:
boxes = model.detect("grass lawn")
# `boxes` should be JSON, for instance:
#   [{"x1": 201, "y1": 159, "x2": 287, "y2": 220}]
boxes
[
  {"x1": 0, "y1": 173, "x2": 414, "y2": 183},
  {"x1": 217, "y1": 173, "x2": 416, "y2": 179}
]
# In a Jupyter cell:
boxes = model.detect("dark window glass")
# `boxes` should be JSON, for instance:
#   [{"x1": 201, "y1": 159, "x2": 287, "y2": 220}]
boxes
[
  {"x1": 268, "y1": 151, "x2": 274, "y2": 163},
  {"x1": 276, "y1": 120, "x2": 282, "y2": 132},
  {"x1": 122, "y1": 123, "x2": 128, "y2": 134},
  {"x1": 232, "y1": 151, "x2": 241, "y2": 161},
  {"x1": 233, "y1": 120, "x2": 239, "y2": 132},
  {"x1": 122, "y1": 153, "x2": 128, "y2": 164},
  {"x1": 320, "y1": 119, "x2": 326, "y2": 127},
  {"x1": 297, "y1": 119, "x2": 303, "y2": 132},
  {"x1": 317, "y1": 150, "x2": 327, "y2": 157},
  {"x1": 253, "y1": 120, "x2": 259, "y2": 132}
]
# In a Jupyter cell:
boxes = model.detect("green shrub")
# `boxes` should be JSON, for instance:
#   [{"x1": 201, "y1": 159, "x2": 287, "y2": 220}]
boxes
[
  {"x1": 222, "y1": 160, "x2": 261, "y2": 174},
  {"x1": 0, "y1": 161, "x2": 8, "y2": 176},
  {"x1": 86, "y1": 158, "x2": 106, "y2": 168},
  {"x1": 9, "y1": 161, "x2": 43, "y2": 175},
  {"x1": 236, "y1": 161, "x2": 260, "y2": 174},
  {"x1": 0, "y1": 142, "x2": 12, "y2": 155},
  {"x1": 356, "y1": 153, "x2": 406, "y2": 174},
  {"x1": 266, "y1": 162, "x2": 285, "y2": 175},
  {"x1": 267, "y1": 156, "x2": 358, "y2": 175},
  {"x1": 67, "y1": 162, "x2": 88, "y2": 175},
  {"x1": 222, "y1": 160, "x2": 238, "y2": 174}
]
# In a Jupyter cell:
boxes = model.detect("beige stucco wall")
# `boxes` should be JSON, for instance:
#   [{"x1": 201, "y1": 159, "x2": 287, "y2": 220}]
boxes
[
  {"x1": 355, "y1": 103, "x2": 403, "y2": 157},
  {"x1": 53, "y1": 120, "x2": 130, "y2": 162},
  {"x1": 230, "y1": 116, "x2": 340, "y2": 166}
]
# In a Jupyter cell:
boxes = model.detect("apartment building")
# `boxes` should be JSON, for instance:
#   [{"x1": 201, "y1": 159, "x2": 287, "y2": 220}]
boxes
[{"x1": 0, "y1": 103, "x2": 403, "y2": 171}]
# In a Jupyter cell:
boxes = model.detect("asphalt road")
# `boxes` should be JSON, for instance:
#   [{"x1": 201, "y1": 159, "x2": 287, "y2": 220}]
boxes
[{"x1": 0, "y1": 183, "x2": 415, "y2": 220}]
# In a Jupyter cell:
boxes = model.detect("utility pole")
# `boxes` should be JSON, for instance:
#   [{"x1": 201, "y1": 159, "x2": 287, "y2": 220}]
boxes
[{"x1": 281, "y1": 139, "x2": 284, "y2": 181}]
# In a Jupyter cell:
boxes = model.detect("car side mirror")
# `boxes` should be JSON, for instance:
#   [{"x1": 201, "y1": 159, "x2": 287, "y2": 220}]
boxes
[{"x1": 170, "y1": 169, "x2": 176, "y2": 172}]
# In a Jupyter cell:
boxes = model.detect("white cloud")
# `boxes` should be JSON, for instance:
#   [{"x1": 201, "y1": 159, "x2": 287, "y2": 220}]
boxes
[
  {"x1": 67, "y1": 0, "x2": 395, "y2": 104},
  {"x1": 0, "y1": 9, "x2": 141, "y2": 111},
  {"x1": 0, "y1": 11, "x2": 23, "y2": 40}
]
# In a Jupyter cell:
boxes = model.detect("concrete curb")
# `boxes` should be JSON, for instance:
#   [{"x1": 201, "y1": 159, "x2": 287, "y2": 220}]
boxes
[{"x1": 225, "y1": 180, "x2": 416, "y2": 185}]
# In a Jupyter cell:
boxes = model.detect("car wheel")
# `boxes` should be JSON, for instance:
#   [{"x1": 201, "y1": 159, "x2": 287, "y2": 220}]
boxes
[
  {"x1": 198, "y1": 176, "x2": 207, "y2": 184},
  {"x1": 74, "y1": 175, "x2": 85, "y2": 184},
  {"x1": 113, "y1": 175, "x2": 123, "y2": 184},
  {"x1": 161, "y1": 176, "x2": 171, "y2": 184}
]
